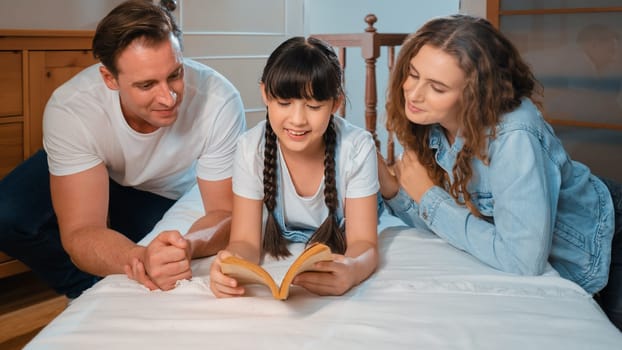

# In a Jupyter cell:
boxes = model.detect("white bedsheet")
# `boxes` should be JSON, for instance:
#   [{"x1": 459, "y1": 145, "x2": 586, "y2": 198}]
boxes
[{"x1": 26, "y1": 185, "x2": 622, "y2": 349}]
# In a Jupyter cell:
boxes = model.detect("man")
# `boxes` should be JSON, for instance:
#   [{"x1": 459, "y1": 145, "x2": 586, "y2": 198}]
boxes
[{"x1": 0, "y1": 0, "x2": 245, "y2": 297}]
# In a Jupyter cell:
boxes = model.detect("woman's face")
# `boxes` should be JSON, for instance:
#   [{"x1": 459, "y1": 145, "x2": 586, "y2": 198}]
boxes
[{"x1": 402, "y1": 44, "x2": 466, "y2": 141}]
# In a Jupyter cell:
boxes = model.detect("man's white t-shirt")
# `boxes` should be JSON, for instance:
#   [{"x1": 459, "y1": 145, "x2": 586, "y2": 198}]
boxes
[
  {"x1": 43, "y1": 59, "x2": 246, "y2": 200},
  {"x1": 233, "y1": 116, "x2": 378, "y2": 236}
]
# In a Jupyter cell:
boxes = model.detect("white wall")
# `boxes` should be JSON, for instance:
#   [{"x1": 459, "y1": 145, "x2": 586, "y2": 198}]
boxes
[
  {"x1": 177, "y1": 0, "x2": 304, "y2": 128},
  {"x1": 0, "y1": 0, "x2": 125, "y2": 29},
  {"x1": 460, "y1": 0, "x2": 487, "y2": 17}
]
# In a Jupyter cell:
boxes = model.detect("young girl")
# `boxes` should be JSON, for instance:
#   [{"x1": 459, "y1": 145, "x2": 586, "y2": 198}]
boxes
[
  {"x1": 377, "y1": 14, "x2": 621, "y2": 330},
  {"x1": 210, "y1": 36, "x2": 379, "y2": 297}
]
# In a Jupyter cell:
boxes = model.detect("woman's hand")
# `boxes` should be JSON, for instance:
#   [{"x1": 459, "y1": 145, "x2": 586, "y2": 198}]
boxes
[
  {"x1": 292, "y1": 254, "x2": 358, "y2": 296},
  {"x1": 394, "y1": 149, "x2": 435, "y2": 203},
  {"x1": 209, "y1": 249, "x2": 245, "y2": 298},
  {"x1": 377, "y1": 152, "x2": 400, "y2": 199}
]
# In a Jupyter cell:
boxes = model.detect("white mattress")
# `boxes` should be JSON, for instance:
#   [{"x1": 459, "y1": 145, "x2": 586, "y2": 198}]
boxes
[{"x1": 26, "y1": 185, "x2": 622, "y2": 349}]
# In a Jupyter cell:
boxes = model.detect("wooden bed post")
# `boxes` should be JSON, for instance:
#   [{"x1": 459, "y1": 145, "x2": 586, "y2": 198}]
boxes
[
  {"x1": 338, "y1": 47, "x2": 347, "y2": 118},
  {"x1": 361, "y1": 14, "x2": 381, "y2": 149},
  {"x1": 310, "y1": 15, "x2": 408, "y2": 162},
  {"x1": 386, "y1": 46, "x2": 397, "y2": 166}
]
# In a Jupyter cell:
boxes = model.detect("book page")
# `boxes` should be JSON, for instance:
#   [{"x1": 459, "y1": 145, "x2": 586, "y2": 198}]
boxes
[
  {"x1": 278, "y1": 243, "x2": 333, "y2": 299},
  {"x1": 221, "y1": 243, "x2": 333, "y2": 300},
  {"x1": 221, "y1": 257, "x2": 279, "y2": 297}
]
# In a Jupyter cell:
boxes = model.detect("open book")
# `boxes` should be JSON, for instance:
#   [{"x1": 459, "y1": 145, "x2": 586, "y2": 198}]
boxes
[{"x1": 220, "y1": 243, "x2": 333, "y2": 300}]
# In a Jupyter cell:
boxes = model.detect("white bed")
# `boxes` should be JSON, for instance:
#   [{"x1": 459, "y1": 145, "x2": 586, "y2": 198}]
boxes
[{"x1": 25, "y1": 184, "x2": 622, "y2": 350}]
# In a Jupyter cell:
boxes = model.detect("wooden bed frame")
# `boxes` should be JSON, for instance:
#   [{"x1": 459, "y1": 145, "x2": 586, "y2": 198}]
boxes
[{"x1": 311, "y1": 14, "x2": 408, "y2": 166}]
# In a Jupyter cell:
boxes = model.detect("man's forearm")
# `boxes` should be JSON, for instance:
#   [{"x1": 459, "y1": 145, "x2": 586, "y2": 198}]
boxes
[
  {"x1": 185, "y1": 210, "x2": 232, "y2": 258},
  {"x1": 61, "y1": 227, "x2": 144, "y2": 277}
]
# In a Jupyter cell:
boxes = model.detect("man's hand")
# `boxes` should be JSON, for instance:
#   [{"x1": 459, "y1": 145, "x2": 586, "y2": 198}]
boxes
[
  {"x1": 124, "y1": 256, "x2": 158, "y2": 290},
  {"x1": 125, "y1": 230, "x2": 192, "y2": 291}
]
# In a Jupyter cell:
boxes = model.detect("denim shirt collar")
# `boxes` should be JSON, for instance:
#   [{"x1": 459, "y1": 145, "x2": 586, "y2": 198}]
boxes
[{"x1": 429, "y1": 124, "x2": 465, "y2": 177}]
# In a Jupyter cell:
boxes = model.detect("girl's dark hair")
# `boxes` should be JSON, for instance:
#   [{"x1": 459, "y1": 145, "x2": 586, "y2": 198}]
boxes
[
  {"x1": 386, "y1": 14, "x2": 542, "y2": 217},
  {"x1": 92, "y1": 0, "x2": 182, "y2": 77},
  {"x1": 261, "y1": 36, "x2": 346, "y2": 258}
]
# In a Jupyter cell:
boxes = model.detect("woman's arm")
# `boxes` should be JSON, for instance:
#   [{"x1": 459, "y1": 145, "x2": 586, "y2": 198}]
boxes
[
  {"x1": 378, "y1": 151, "x2": 432, "y2": 229},
  {"x1": 399, "y1": 131, "x2": 555, "y2": 275},
  {"x1": 377, "y1": 151, "x2": 400, "y2": 199}
]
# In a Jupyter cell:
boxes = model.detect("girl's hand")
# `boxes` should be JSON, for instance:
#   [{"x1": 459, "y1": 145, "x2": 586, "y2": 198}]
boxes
[
  {"x1": 209, "y1": 250, "x2": 245, "y2": 298},
  {"x1": 394, "y1": 149, "x2": 435, "y2": 203},
  {"x1": 377, "y1": 152, "x2": 400, "y2": 199},
  {"x1": 291, "y1": 254, "x2": 358, "y2": 296}
]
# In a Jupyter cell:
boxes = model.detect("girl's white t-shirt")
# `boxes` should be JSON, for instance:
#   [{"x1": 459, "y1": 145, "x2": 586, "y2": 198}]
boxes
[{"x1": 233, "y1": 116, "x2": 378, "y2": 228}]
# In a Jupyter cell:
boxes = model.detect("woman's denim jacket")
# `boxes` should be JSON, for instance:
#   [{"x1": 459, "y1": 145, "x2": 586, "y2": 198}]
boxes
[{"x1": 384, "y1": 98, "x2": 614, "y2": 294}]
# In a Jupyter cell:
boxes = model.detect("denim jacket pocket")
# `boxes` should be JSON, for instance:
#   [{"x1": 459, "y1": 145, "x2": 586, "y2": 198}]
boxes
[
  {"x1": 550, "y1": 220, "x2": 593, "y2": 287},
  {"x1": 554, "y1": 220, "x2": 586, "y2": 249}
]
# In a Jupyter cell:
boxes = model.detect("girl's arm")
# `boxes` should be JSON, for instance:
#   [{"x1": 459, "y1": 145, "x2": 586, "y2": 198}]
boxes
[
  {"x1": 226, "y1": 195, "x2": 264, "y2": 262},
  {"x1": 293, "y1": 194, "x2": 379, "y2": 295},
  {"x1": 342, "y1": 193, "x2": 380, "y2": 283},
  {"x1": 209, "y1": 194, "x2": 263, "y2": 297}
]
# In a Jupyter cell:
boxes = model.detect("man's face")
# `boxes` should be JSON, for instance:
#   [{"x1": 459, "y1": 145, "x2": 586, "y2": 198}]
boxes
[{"x1": 100, "y1": 34, "x2": 185, "y2": 133}]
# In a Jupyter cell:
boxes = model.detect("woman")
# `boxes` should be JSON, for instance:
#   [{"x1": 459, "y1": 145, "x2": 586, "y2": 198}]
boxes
[{"x1": 378, "y1": 14, "x2": 621, "y2": 330}]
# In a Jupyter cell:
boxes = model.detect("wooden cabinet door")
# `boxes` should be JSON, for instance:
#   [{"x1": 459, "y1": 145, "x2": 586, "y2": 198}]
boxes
[
  {"x1": 0, "y1": 51, "x2": 22, "y2": 117},
  {"x1": 0, "y1": 51, "x2": 24, "y2": 179},
  {"x1": 0, "y1": 122, "x2": 23, "y2": 179},
  {"x1": 27, "y1": 50, "x2": 97, "y2": 156}
]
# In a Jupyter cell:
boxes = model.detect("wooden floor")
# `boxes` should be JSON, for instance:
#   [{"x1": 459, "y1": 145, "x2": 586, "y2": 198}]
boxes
[{"x1": 0, "y1": 272, "x2": 68, "y2": 350}]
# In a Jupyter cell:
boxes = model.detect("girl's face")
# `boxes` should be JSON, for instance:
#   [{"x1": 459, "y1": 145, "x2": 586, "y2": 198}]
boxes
[
  {"x1": 261, "y1": 84, "x2": 341, "y2": 157},
  {"x1": 402, "y1": 44, "x2": 466, "y2": 141}
]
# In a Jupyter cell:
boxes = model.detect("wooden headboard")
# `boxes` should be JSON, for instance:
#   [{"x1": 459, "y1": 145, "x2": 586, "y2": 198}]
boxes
[{"x1": 311, "y1": 14, "x2": 408, "y2": 165}]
